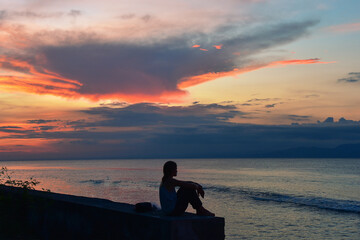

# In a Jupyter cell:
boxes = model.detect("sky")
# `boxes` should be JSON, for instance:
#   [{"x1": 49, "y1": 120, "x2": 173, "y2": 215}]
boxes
[{"x1": 0, "y1": 0, "x2": 360, "y2": 160}]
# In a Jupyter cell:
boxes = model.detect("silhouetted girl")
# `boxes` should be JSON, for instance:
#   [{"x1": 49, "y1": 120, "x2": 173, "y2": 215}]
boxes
[{"x1": 159, "y1": 161, "x2": 215, "y2": 216}]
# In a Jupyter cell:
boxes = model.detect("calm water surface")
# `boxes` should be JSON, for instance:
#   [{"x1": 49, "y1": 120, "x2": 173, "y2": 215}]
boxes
[{"x1": 2, "y1": 158, "x2": 360, "y2": 239}]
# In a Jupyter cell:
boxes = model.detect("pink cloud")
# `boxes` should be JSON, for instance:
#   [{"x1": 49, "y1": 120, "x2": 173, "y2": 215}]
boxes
[
  {"x1": 178, "y1": 58, "x2": 334, "y2": 89},
  {"x1": 326, "y1": 22, "x2": 360, "y2": 33}
]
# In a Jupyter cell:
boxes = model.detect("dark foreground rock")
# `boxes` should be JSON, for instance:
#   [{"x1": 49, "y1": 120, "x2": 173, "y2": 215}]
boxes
[{"x1": 0, "y1": 185, "x2": 225, "y2": 240}]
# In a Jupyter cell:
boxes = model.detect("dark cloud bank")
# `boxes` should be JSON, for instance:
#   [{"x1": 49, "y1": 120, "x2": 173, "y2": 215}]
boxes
[
  {"x1": 338, "y1": 72, "x2": 360, "y2": 83},
  {"x1": 1, "y1": 103, "x2": 360, "y2": 160},
  {"x1": 8, "y1": 19, "x2": 319, "y2": 99}
]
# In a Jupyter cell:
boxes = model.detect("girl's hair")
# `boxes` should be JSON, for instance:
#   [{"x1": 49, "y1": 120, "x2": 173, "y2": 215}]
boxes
[{"x1": 162, "y1": 161, "x2": 177, "y2": 183}]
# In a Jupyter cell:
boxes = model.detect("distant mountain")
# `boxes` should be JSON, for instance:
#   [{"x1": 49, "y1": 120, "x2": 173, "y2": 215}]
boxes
[{"x1": 266, "y1": 143, "x2": 360, "y2": 158}]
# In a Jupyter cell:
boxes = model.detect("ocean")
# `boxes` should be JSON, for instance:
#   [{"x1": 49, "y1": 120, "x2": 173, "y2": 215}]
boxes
[{"x1": 1, "y1": 158, "x2": 359, "y2": 239}]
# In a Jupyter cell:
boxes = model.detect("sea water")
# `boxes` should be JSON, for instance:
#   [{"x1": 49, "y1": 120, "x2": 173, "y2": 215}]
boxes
[{"x1": 1, "y1": 158, "x2": 359, "y2": 239}]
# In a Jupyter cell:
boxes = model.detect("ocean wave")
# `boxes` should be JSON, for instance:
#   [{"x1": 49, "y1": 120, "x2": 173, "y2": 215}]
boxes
[
  {"x1": 79, "y1": 179, "x2": 105, "y2": 185},
  {"x1": 206, "y1": 186, "x2": 360, "y2": 214}
]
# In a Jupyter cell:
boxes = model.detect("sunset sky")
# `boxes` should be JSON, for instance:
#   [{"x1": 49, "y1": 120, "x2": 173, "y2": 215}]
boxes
[{"x1": 1, "y1": 0, "x2": 360, "y2": 160}]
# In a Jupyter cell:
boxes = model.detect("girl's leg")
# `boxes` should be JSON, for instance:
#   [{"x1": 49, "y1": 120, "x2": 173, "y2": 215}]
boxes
[{"x1": 171, "y1": 187, "x2": 202, "y2": 216}]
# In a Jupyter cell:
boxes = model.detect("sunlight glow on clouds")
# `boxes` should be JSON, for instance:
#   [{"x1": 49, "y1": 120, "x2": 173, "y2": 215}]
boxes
[
  {"x1": 0, "y1": 56, "x2": 82, "y2": 98},
  {"x1": 178, "y1": 58, "x2": 334, "y2": 89},
  {"x1": 0, "y1": 13, "x2": 323, "y2": 103},
  {"x1": 0, "y1": 0, "x2": 360, "y2": 159},
  {"x1": 326, "y1": 22, "x2": 360, "y2": 33}
]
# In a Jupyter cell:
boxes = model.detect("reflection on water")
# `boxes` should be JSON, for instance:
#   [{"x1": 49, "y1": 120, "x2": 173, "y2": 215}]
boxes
[{"x1": 2, "y1": 158, "x2": 360, "y2": 240}]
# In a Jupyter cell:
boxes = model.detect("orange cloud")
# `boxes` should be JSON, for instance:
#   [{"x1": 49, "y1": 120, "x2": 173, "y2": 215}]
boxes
[
  {"x1": 81, "y1": 89, "x2": 188, "y2": 103},
  {"x1": 0, "y1": 138, "x2": 59, "y2": 153},
  {"x1": 0, "y1": 57, "x2": 82, "y2": 86},
  {"x1": 0, "y1": 56, "x2": 83, "y2": 99},
  {"x1": 0, "y1": 76, "x2": 79, "y2": 98},
  {"x1": 326, "y1": 22, "x2": 360, "y2": 33},
  {"x1": 213, "y1": 44, "x2": 223, "y2": 49},
  {"x1": 178, "y1": 66, "x2": 259, "y2": 89},
  {"x1": 268, "y1": 58, "x2": 336, "y2": 66},
  {"x1": 199, "y1": 48, "x2": 208, "y2": 51},
  {"x1": 0, "y1": 56, "x2": 188, "y2": 103},
  {"x1": 178, "y1": 58, "x2": 334, "y2": 89},
  {"x1": 192, "y1": 44, "x2": 200, "y2": 48},
  {"x1": 0, "y1": 75, "x2": 187, "y2": 103},
  {"x1": 0, "y1": 122, "x2": 63, "y2": 153}
]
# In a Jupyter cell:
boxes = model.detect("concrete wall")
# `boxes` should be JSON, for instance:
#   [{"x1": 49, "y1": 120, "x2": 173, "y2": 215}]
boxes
[{"x1": 0, "y1": 185, "x2": 225, "y2": 240}]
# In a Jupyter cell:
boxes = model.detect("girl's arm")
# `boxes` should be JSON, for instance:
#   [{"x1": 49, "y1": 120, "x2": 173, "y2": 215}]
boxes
[
  {"x1": 171, "y1": 179, "x2": 198, "y2": 188},
  {"x1": 170, "y1": 179, "x2": 205, "y2": 198}
]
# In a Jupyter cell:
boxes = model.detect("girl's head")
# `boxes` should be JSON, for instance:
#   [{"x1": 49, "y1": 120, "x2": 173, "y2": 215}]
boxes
[{"x1": 162, "y1": 161, "x2": 177, "y2": 182}]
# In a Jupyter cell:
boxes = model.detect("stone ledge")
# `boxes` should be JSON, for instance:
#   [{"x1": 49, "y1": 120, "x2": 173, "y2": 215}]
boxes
[{"x1": 0, "y1": 185, "x2": 225, "y2": 240}]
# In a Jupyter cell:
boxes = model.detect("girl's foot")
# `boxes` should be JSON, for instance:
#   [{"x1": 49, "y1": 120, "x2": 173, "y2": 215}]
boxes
[{"x1": 196, "y1": 206, "x2": 215, "y2": 217}]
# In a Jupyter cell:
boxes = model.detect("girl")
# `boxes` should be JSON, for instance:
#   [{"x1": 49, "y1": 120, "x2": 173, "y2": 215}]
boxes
[{"x1": 159, "y1": 161, "x2": 215, "y2": 216}]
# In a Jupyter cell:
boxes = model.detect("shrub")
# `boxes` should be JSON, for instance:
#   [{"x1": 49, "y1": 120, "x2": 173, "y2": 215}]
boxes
[{"x1": 0, "y1": 166, "x2": 50, "y2": 191}]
